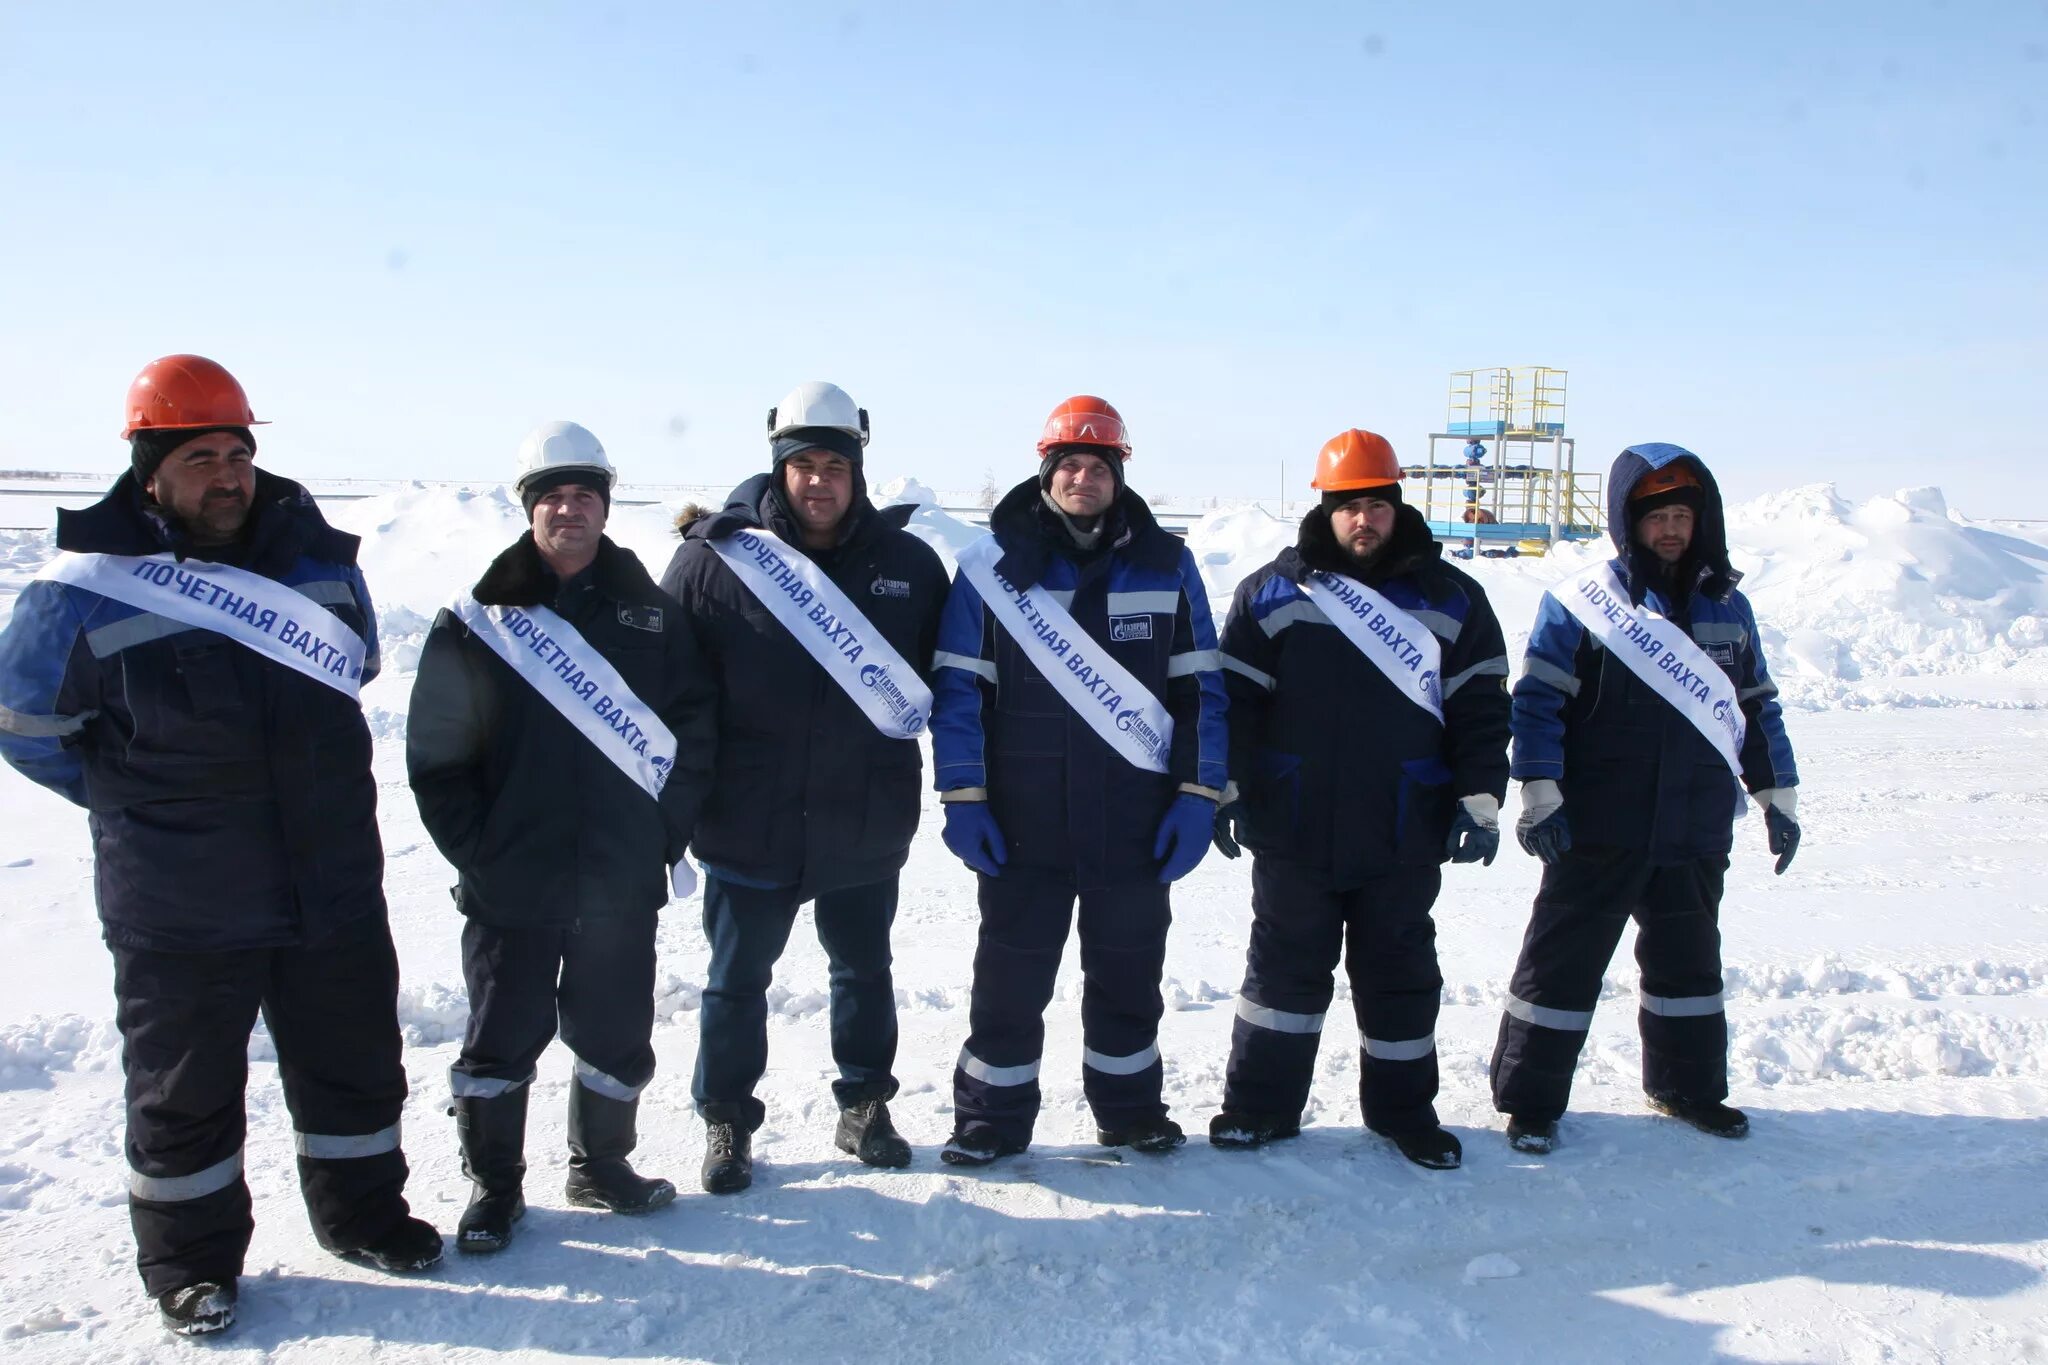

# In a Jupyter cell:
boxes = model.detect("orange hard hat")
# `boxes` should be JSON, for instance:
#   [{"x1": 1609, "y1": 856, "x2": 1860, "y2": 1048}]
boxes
[
  {"x1": 1037, "y1": 395, "x2": 1131, "y2": 459},
  {"x1": 121, "y1": 354, "x2": 267, "y2": 440},
  {"x1": 1632, "y1": 463, "x2": 1702, "y2": 499},
  {"x1": 1311, "y1": 428, "x2": 1401, "y2": 491}
]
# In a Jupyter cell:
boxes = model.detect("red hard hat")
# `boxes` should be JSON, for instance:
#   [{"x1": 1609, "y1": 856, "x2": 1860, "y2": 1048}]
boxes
[
  {"x1": 1311, "y1": 428, "x2": 1402, "y2": 491},
  {"x1": 1632, "y1": 463, "x2": 1702, "y2": 499},
  {"x1": 1037, "y1": 395, "x2": 1131, "y2": 459},
  {"x1": 120, "y1": 354, "x2": 267, "y2": 440}
]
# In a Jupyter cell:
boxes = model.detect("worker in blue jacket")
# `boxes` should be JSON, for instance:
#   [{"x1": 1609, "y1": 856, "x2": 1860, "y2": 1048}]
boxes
[
  {"x1": 1209, "y1": 429, "x2": 1511, "y2": 1169},
  {"x1": 1491, "y1": 444, "x2": 1800, "y2": 1154},
  {"x1": 0, "y1": 356, "x2": 440, "y2": 1337},
  {"x1": 930, "y1": 396, "x2": 1228, "y2": 1165}
]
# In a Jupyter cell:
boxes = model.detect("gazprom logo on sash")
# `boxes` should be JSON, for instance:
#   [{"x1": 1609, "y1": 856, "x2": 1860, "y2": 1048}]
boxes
[
  {"x1": 711, "y1": 528, "x2": 931, "y2": 741},
  {"x1": 858, "y1": 662, "x2": 926, "y2": 735}
]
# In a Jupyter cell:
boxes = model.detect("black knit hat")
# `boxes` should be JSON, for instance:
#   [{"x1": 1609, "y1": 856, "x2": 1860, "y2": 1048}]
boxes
[
  {"x1": 520, "y1": 467, "x2": 612, "y2": 520},
  {"x1": 131, "y1": 425, "x2": 256, "y2": 485},
  {"x1": 1038, "y1": 444, "x2": 1126, "y2": 496},
  {"x1": 1321, "y1": 481, "x2": 1401, "y2": 513}
]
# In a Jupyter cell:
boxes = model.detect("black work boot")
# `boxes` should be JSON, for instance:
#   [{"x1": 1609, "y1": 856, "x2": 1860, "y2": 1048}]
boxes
[
  {"x1": 1208, "y1": 1110, "x2": 1302, "y2": 1150},
  {"x1": 939, "y1": 1123, "x2": 1028, "y2": 1167},
  {"x1": 454, "y1": 1088, "x2": 529, "y2": 1254},
  {"x1": 835, "y1": 1099, "x2": 913, "y2": 1169},
  {"x1": 1097, "y1": 1116, "x2": 1186, "y2": 1154},
  {"x1": 1646, "y1": 1093, "x2": 1750, "y2": 1139},
  {"x1": 1506, "y1": 1115, "x2": 1558, "y2": 1154},
  {"x1": 157, "y1": 1280, "x2": 237, "y2": 1336},
  {"x1": 701, "y1": 1119, "x2": 754, "y2": 1194},
  {"x1": 335, "y1": 1216, "x2": 445, "y2": 1273},
  {"x1": 564, "y1": 1081, "x2": 676, "y2": 1214},
  {"x1": 1388, "y1": 1124, "x2": 1463, "y2": 1170}
]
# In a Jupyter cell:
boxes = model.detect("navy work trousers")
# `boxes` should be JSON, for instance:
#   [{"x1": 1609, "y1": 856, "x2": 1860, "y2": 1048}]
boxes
[
  {"x1": 111, "y1": 912, "x2": 413, "y2": 1297},
  {"x1": 693, "y1": 874, "x2": 900, "y2": 1129},
  {"x1": 1222, "y1": 858, "x2": 1445, "y2": 1136},
  {"x1": 1490, "y1": 844, "x2": 1729, "y2": 1123},
  {"x1": 953, "y1": 870, "x2": 1172, "y2": 1146}
]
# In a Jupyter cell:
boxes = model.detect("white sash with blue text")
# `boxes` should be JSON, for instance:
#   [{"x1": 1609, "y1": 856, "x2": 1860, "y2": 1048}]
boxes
[
  {"x1": 1551, "y1": 561, "x2": 1746, "y2": 781},
  {"x1": 954, "y1": 535, "x2": 1173, "y2": 775},
  {"x1": 38, "y1": 552, "x2": 367, "y2": 700},
  {"x1": 1299, "y1": 571, "x2": 1444, "y2": 722},
  {"x1": 453, "y1": 595, "x2": 677, "y2": 801},
  {"x1": 710, "y1": 528, "x2": 932, "y2": 740}
]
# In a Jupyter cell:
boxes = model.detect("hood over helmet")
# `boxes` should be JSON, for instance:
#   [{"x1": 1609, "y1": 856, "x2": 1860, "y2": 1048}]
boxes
[{"x1": 1606, "y1": 442, "x2": 1737, "y2": 602}]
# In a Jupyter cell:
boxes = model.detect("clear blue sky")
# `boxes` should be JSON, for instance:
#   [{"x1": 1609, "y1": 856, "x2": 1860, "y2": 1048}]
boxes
[{"x1": 3, "y1": 1, "x2": 2043, "y2": 514}]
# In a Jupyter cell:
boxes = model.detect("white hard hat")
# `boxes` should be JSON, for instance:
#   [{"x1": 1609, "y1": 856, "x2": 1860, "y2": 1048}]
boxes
[
  {"x1": 514, "y1": 421, "x2": 617, "y2": 492},
  {"x1": 767, "y1": 381, "x2": 869, "y2": 447}
]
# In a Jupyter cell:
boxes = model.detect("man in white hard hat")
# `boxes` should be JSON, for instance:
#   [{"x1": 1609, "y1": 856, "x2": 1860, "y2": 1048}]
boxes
[
  {"x1": 407, "y1": 422, "x2": 717, "y2": 1252},
  {"x1": 661, "y1": 382, "x2": 948, "y2": 1193}
]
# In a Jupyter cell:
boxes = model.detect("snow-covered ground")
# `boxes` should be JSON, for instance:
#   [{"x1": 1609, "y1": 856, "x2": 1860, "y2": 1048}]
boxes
[{"x1": 2, "y1": 482, "x2": 2046, "y2": 1362}]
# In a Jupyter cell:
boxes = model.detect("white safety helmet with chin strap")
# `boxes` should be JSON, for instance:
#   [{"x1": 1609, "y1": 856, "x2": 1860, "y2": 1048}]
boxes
[
  {"x1": 767, "y1": 381, "x2": 870, "y2": 447},
  {"x1": 514, "y1": 420, "x2": 617, "y2": 493}
]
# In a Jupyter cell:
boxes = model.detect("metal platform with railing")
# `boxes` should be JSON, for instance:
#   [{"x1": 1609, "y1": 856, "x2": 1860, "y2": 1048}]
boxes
[{"x1": 1419, "y1": 366, "x2": 1604, "y2": 555}]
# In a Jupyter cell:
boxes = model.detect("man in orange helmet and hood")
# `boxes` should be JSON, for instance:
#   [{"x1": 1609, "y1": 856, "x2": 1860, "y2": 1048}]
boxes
[
  {"x1": 1205, "y1": 429, "x2": 1511, "y2": 1168},
  {"x1": 0, "y1": 356, "x2": 441, "y2": 1335}
]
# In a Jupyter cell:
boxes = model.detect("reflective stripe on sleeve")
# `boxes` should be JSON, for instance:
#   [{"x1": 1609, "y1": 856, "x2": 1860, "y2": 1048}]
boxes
[
  {"x1": 1441, "y1": 655, "x2": 1510, "y2": 700},
  {"x1": 1166, "y1": 648, "x2": 1221, "y2": 678},
  {"x1": 573, "y1": 1058, "x2": 647, "y2": 1101},
  {"x1": 1504, "y1": 993, "x2": 1596, "y2": 1031},
  {"x1": 0, "y1": 702, "x2": 93, "y2": 737},
  {"x1": 130, "y1": 1149, "x2": 243, "y2": 1202},
  {"x1": 1082, "y1": 1043, "x2": 1161, "y2": 1075},
  {"x1": 1235, "y1": 997, "x2": 1325, "y2": 1034},
  {"x1": 1522, "y1": 655, "x2": 1583, "y2": 697},
  {"x1": 957, "y1": 1046, "x2": 1040, "y2": 1088},
  {"x1": 934, "y1": 650, "x2": 998, "y2": 682},
  {"x1": 295, "y1": 1122, "x2": 401, "y2": 1160},
  {"x1": 1220, "y1": 653, "x2": 1276, "y2": 692},
  {"x1": 1638, "y1": 990, "x2": 1725, "y2": 1018},
  {"x1": 1362, "y1": 1033, "x2": 1437, "y2": 1062}
]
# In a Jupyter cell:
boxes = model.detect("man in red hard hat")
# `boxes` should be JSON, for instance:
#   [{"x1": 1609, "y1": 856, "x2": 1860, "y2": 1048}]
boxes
[
  {"x1": 1207, "y1": 429, "x2": 1511, "y2": 1169},
  {"x1": 0, "y1": 356, "x2": 441, "y2": 1335},
  {"x1": 930, "y1": 396, "x2": 1230, "y2": 1165}
]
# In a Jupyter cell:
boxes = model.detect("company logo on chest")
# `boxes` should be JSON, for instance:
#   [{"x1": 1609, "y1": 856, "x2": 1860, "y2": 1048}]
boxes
[
  {"x1": 617, "y1": 603, "x2": 664, "y2": 633},
  {"x1": 1108, "y1": 614, "x2": 1153, "y2": 642}
]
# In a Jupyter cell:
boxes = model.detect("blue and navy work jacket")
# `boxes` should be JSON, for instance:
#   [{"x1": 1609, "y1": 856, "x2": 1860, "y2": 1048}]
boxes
[
  {"x1": 0, "y1": 471, "x2": 387, "y2": 952},
  {"x1": 931, "y1": 480, "x2": 1229, "y2": 888},
  {"x1": 1219, "y1": 504, "x2": 1511, "y2": 886},
  {"x1": 1512, "y1": 443, "x2": 1799, "y2": 864}
]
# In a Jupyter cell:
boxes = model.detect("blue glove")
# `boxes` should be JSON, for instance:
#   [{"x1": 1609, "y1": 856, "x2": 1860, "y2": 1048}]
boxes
[
  {"x1": 942, "y1": 802, "x2": 1008, "y2": 878},
  {"x1": 1211, "y1": 798, "x2": 1247, "y2": 860},
  {"x1": 1154, "y1": 792, "x2": 1216, "y2": 883},
  {"x1": 1515, "y1": 779, "x2": 1571, "y2": 865},
  {"x1": 1761, "y1": 797, "x2": 1800, "y2": 875},
  {"x1": 1445, "y1": 795, "x2": 1500, "y2": 866}
]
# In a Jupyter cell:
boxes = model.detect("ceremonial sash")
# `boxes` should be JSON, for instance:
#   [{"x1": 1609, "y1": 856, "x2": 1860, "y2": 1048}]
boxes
[
  {"x1": 1299, "y1": 571, "x2": 1444, "y2": 722},
  {"x1": 38, "y1": 551, "x2": 367, "y2": 700},
  {"x1": 954, "y1": 535, "x2": 1173, "y2": 775},
  {"x1": 710, "y1": 528, "x2": 932, "y2": 740},
  {"x1": 453, "y1": 595, "x2": 677, "y2": 801},
  {"x1": 1550, "y1": 561, "x2": 1746, "y2": 782}
]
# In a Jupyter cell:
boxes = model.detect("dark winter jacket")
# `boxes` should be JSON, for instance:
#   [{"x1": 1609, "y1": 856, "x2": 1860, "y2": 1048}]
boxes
[
  {"x1": 1512, "y1": 442, "x2": 1799, "y2": 863},
  {"x1": 0, "y1": 470, "x2": 386, "y2": 952},
  {"x1": 659, "y1": 474, "x2": 949, "y2": 898},
  {"x1": 1219, "y1": 502, "x2": 1512, "y2": 885},
  {"x1": 930, "y1": 478, "x2": 1230, "y2": 888},
  {"x1": 407, "y1": 534, "x2": 716, "y2": 926}
]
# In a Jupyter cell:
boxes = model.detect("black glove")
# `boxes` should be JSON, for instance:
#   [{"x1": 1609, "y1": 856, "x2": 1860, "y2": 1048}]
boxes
[
  {"x1": 1765, "y1": 804, "x2": 1800, "y2": 875},
  {"x1": 1515, "y1": 779, "x2": 1571, "y2": 866},
  {"x1": 1211, "y1": 798, "x2": 1247, "y2": 860},
  {"x1": 1445, "y1": 795, "x2": 1500, "y2": 866}
]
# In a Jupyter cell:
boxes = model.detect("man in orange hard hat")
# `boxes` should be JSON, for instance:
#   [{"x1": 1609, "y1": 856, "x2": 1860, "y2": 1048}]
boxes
[
  {"x1": 1207, "y1": 429, "x2": 1512, "y2": 1168},
  {"x1": 930, "y1": 396, "x2": 1229, "y2": 1165},
  {"x1": 0, "y1": 356, "x2": 442, "y2": 1335}
]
